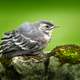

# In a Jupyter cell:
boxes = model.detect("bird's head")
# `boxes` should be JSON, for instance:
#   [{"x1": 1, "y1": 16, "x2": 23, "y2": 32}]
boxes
[{"x1": 37, "y1": 20, "x2": 55, "y2": 35}]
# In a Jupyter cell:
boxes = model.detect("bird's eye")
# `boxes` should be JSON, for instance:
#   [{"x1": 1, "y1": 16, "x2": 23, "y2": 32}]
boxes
[
  {"x1": 46, "y1": 26, "x2": 49, "y2": 28},
  {"x1": 45, "y1": 26, "x2": 49, "y2": 28}
]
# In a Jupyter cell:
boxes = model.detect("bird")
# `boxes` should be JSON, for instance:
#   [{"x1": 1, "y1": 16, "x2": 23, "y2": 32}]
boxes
[{"x1": 0, "y1": 20, "x2": 55, "y2": 58}]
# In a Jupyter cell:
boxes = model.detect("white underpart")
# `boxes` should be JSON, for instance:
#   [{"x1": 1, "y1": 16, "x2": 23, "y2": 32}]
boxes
[
  {"x1": 43, "y1": 34, "x2": 51, "y2": 42},
  {"x1": 43, "y1": 30, "x2": 52, "y2": 42}
]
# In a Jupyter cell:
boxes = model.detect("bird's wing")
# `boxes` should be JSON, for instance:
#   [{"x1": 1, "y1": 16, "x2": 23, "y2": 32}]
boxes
[{"x1": 0, "y1": 30, "x2": 43, "y2": 54}]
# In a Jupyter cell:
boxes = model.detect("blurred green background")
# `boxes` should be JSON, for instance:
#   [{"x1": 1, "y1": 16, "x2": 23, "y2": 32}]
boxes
[{"x1": 0, "y1": 0, "x2": 80, "y2": 51}]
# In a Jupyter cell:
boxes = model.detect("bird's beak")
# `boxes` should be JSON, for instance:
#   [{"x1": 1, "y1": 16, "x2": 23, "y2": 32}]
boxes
[
  {"x1": 53, "y1": 26, "x2": 60, "y2": 28},
  {"x1": 49, "y1": 26, "x2": 60, "y2": 30},
  {"x1": 50, "y1": 26, "x2": 60, "y2": 31}
]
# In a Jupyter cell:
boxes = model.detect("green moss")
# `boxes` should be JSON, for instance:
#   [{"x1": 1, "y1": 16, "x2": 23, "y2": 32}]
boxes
[{"x1": 51, "y1": 44, "x2": 80, "y2": 64}]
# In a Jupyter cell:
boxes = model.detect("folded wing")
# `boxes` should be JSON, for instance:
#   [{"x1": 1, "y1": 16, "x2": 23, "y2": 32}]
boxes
[{"x1": 0, "y1": 30, "x2": 43, "y2": 55}]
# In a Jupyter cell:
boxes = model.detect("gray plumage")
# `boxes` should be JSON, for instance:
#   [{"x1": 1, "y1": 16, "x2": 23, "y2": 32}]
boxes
[{"x1": 0, "y1": 21, "x2": 54, "y2": 58}]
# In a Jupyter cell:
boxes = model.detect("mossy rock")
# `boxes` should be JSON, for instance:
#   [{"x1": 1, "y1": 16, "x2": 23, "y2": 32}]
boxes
[
  {"x1": 0, "y1": 53, "x2": 48, "y2": 80},
  {"x1": 50, "y1": 44, "x2": 80, "y2": 64},
  {"x1": 11, "y1": 54, "x2": 48, "y2": 80},
  {"x1": 0, "y1": 44, "x2": 80, "y2": 80}
]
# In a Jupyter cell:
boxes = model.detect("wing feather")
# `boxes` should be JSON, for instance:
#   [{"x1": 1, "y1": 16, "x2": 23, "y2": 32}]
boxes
[{"x1": 0, "y1": 30, "x2": 43, "y2": 54}]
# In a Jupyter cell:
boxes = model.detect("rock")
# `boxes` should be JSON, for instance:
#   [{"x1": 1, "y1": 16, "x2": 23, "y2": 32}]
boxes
[
  {"x1": 11, "y1": 54, "x2": 47, "y2": 80},
  {"x1": 0, "y1": 53, "x2": 49, "y2": 80},
  {"x1": 0, "y1": 44, "x2": 80, "y2": 80}
]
